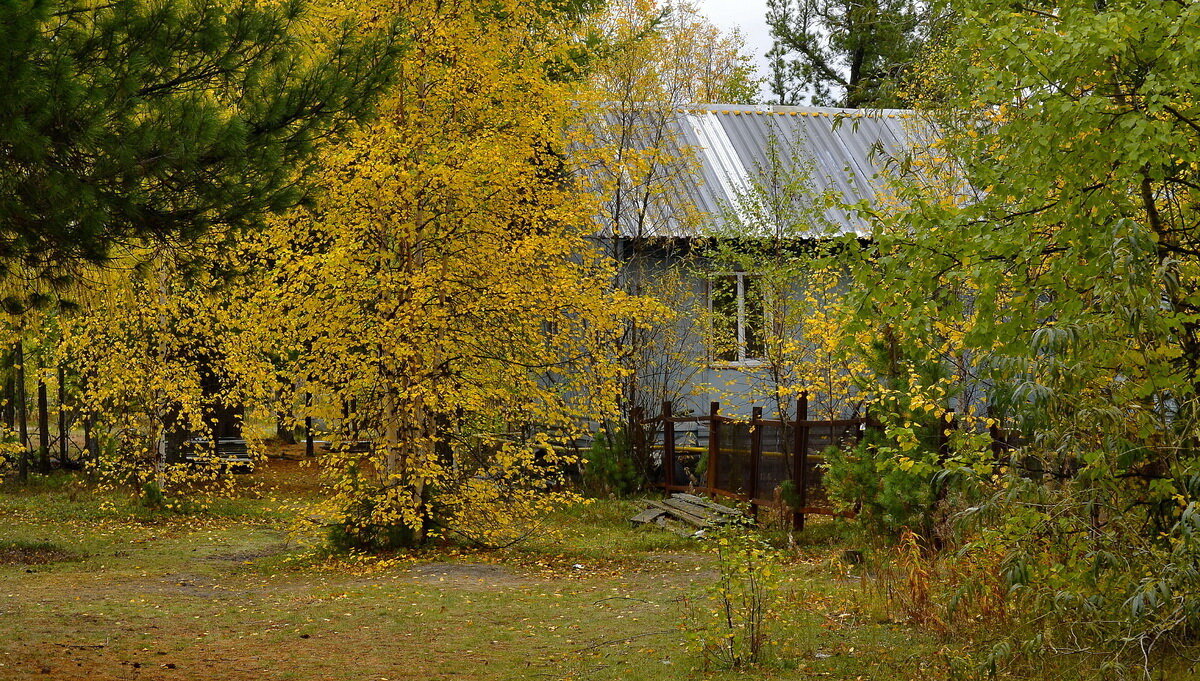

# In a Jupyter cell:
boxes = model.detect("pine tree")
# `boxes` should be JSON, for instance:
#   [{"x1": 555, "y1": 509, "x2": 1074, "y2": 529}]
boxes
[{"x1": 0, "y1": 0, "x2": 402, "y2": 284}]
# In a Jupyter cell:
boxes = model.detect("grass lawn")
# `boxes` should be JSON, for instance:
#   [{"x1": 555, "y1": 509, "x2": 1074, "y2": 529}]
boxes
[{"x1": 0, "y1": 456, "x2": 1106, "y2": 680}]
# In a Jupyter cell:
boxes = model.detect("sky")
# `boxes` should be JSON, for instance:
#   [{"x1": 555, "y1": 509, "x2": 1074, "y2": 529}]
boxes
[{"x1": 694, "y1": 0, "x2": 774, "y2": 88}]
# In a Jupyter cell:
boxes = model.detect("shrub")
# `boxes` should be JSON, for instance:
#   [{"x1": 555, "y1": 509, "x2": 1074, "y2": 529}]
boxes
[
  {"x1": 583, "y1": 428, "x2": 645, "y2": 497},
  {"x1": 684, "y1": 527, "x2": 781, "y2": 670},
  {"x1": 822, "y1": 433, "x2": 938, "y2": 537},
  {"x1": 327, "y1": 496, "x2": 420, "y2": 552}
]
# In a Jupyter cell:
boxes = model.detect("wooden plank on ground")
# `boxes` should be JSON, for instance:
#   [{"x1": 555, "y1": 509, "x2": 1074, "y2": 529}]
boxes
[
  {"x1": 629, "y1": 508, "x2": 667, "y2": 526},
  {"x1": 642, "y1": 499, "x2": 709, "y2": 528},
  {"x1": 662, "y1": 497, "x2": 724, "y2": 523},
  {"x1": 671, "y1": 493, "x2": 743, "y2": 516}
]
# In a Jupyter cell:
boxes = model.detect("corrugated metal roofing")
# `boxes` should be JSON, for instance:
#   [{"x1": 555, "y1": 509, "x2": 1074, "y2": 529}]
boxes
[{"x1": 590, "y1": 103, "x2": 928, "y2": 238}]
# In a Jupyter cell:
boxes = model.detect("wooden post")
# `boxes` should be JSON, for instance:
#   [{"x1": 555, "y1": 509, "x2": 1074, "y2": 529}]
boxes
[
  {"x1": 749, "y1": 406, "x2": 763, "y2": 514},
  {"x1": 57, "y1": 366, "x2": 68, "y2": 466},
  {"x1": 662, "y1": 401, "x2": 675, "y2": 489},
  {"x1": 792, "y1": 393, "x2": 809, "y2": 531},
  {"x1": 305, "y1": 392, "x2": 315, "y2": 457},
  {"x1": 706, "y1": 401, "x2": 720, "y2": 496},
  {"x1": 37, "y1": 378, "x2": 50, "y2": 474}
]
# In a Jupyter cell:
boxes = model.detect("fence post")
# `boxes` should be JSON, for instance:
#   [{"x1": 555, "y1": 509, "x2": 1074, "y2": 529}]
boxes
[
  {"x1": 706, "y1": 401, "x2": 720, "y2": 496},
  {"x1": 793, "y1": 392, "x2": 809, "y2": 531},
  {"x1": 749, "y1": 406, "x2": 763, "y2": 516},
  {"x1": 662, "y1": 401, "x2": 675, "y2": 489}
]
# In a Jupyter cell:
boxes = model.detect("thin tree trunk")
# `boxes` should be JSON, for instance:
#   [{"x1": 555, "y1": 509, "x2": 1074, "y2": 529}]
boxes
[
  {"x1": 38, "y1": 378, "x2": 50, "y2": 474},
  {"x1": 57, "y1": 366, "x2": 68, "y2": 466},
  {"x1": 15, "y1": 342, "x2": 28, "y2": 481},
  {"x1": 153, "y1": 254, "x2": 170, "y2": 489},
  {"x1": 304, "y1": 392, "x2": 314, "y2": 457},
  {"x1": 4, "y1": 357, "x2": 13, "y2": 431},
  {"x1": 81, "y1": 373, "x2": 94, "y2": 470}
]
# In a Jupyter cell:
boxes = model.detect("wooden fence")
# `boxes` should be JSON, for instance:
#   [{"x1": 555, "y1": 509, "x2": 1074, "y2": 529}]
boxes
[
  {"x1": 632, "y1": 393, "x2": 871, "y2": 530},
  {"x1": 633, "y1": 396, "x2": 1026, "y2": 530}
]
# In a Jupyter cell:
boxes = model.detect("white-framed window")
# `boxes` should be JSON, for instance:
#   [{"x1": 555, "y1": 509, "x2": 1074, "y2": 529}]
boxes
[{"x1": 709, "y1": 272, "x2": 765, "y2": 366}]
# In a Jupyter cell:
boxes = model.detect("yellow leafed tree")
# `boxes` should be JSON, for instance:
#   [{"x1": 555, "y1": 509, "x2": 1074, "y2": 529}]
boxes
[
  {"x1": 233, "y1": 0, "x2": 656, "y2": 548},
  {"x1": 51, "y1": 248, "x2": 264, "y2": 499}
]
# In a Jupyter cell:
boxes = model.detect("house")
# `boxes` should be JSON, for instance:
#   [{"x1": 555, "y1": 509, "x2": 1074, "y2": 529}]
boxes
[{"x1": 588, "y1": 102, "x2": 925, "y2": 424}]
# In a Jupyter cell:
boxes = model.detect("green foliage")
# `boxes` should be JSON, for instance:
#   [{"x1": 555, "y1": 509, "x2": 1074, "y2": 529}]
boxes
[
  {"x1": 583, "y1": 428, "x2": 645, "y2": 497},
  {"x1": 833, "y1": 0, "x2": 1200, "y2": 671},
  {"x1": 0, "y1": 0, "x2": 402, "y2": 280},
  {"x1": 139, "y1": 481, "x2": 167, "y2": 510},
  {"x1": 327, "y1": 496, "x2": 419, "y2": 552},
  {"x1": 823, "y1": 438, "x2": 936, "y2": 536},
  {"x1": 765, "y1": 0, "x2": 943, "y2": 107},
  {"x1": 684, "y1": 527, "x2": 781, "y2": 670}
]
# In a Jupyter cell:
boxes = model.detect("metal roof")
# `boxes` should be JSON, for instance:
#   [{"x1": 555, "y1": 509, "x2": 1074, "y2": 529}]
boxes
[{"x1": 589, "y1": 103, "x2": 929, "y2": 239}]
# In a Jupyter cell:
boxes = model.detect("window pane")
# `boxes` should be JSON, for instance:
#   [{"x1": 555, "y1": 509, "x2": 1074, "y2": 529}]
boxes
[
  {"x1": 744, "y1": 275, "x2": 765, "y2": 360},
  {"x1": 711, "y1": 276, "x2": 738, "y2": 363}
]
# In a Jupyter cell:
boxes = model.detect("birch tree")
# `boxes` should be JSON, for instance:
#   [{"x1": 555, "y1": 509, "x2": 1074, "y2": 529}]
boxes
[{"x1": 236, "y1": 0, "x2": 653, "y2": 548}]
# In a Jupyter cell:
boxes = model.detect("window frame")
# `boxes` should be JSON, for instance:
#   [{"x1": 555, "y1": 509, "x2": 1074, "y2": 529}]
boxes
[{"x1": 708, "y1": 271, "x2": 767, "y2": 368}]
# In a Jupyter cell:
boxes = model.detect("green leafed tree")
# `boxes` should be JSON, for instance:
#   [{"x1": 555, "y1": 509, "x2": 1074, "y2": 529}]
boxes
[
  {"x1": 841, "y1": 0, "x2": 1200, "y2": 669},
  {"x1": 0, "y1": 0, "x2": 402, "y2": 285},
  {"x1": 765, "y1": 0, "x2": 937, "y2": 108}
]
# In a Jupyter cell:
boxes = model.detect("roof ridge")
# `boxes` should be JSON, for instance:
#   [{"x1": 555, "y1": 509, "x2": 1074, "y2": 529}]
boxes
[{"x1": 676, "y1": 103, "x2": 913, "y2": 119}]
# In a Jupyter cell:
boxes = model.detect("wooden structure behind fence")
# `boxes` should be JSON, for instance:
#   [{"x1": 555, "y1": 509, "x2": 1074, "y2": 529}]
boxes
[{"x1": 633, "y1": 393, "x2": 871, "y2": 530}]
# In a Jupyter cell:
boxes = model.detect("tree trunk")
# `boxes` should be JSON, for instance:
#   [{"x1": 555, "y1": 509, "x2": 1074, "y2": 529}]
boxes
[
  {"x1": 37, "y1": 378, "x2": 50, "y2": 474},
  {"x1": 304, "y1": 392, "x2": 314, "y2": 457},
  {"x1": 275, "y1": 412, "x2": 297, "y2": 444},
  {"x1": 57, "y1": 366, "x2": 69, "y2": 467},
  {"x1": 3, "y1": 357, "x2": 14, "y2": 431},
  {"x1": 15, "y1": 342, "x2": 28, "y2": 482}
]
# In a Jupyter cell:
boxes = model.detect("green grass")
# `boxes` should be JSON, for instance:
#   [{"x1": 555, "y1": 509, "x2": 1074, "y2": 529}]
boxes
[{"x1": 0, "y1": 461, "x2": 1192, "y2": 681}]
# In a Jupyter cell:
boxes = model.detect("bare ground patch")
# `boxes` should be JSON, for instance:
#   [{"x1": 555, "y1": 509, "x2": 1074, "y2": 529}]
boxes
[
  {"x1": 409, "y1": 561, "x2": 527, "y2": 590},
  {"x1": 0, "y1": 541, "x2": 78, "y2": 565},
  {"x1": 204, "y1": 543, "x2": 289, "y2": 563}
]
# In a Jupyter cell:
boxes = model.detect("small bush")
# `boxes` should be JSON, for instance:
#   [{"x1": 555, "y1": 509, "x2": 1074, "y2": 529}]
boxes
[
  {"x1": 328, "y1": 520, "x2": 416, "y2": 552},
  {"x1": 684, "y1": 527, "x2": 782, "y2": 670},
  {"x1": 822, "y1": 435, "x2": 938, "y2": 537},
  {"x1": 582, "y1": 428, "x2": 645, "y2": 497},
  {"x1": 328, "y1": 496, "x2": 420, "y2": 551},
  {"x1": 140, "y1": 481, "x2": 168, "y2": 509}
]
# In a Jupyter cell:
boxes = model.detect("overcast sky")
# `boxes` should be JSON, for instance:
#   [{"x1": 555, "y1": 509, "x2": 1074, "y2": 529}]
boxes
[{"x1": 693, "y1": 0, "x2": 774, "y2": 99}]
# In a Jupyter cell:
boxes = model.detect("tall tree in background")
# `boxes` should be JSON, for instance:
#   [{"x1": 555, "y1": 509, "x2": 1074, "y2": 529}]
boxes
[
  {"x1": 592, "y1": 0, "x2": 759, "y2": 107},
  {"x1": 765, "y1": 0, "x2": 928, "y2": 108},
  {"x1": 0, "y1": 0, "x2": 401, "y2": 286}
]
